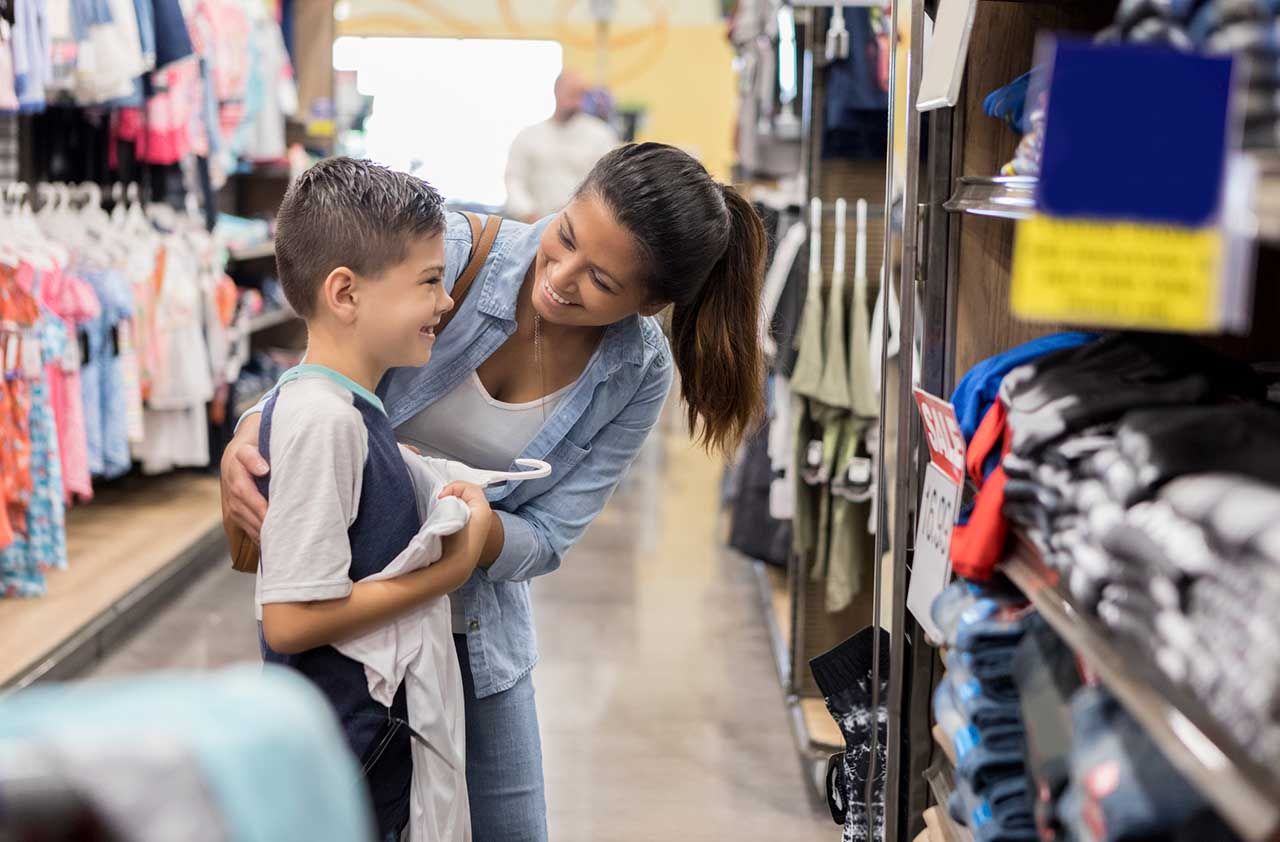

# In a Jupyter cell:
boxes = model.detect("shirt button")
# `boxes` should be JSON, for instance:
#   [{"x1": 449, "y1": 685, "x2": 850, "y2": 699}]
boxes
[{"x1": 468, "y1": 619, "x2": 480, "y2": 632}]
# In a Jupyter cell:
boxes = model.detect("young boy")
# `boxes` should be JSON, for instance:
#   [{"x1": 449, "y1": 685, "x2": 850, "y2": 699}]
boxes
[{"x1": 253, "y1": 158, "x2": 490, "y2": 839}]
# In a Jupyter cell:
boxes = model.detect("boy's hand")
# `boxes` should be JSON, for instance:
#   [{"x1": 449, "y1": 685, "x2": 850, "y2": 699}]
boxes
[
  {"x1": 439, "y1": 481, "x2": 493, "y2": 535},
  {"x1": 438, "y1": 482, "x2": 493, "y2": 583}
]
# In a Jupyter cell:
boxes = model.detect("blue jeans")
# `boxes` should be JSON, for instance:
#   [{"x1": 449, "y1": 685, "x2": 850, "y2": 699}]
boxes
[{"x1": 456, "y1": 635, "x2": 548, "y2": 842}]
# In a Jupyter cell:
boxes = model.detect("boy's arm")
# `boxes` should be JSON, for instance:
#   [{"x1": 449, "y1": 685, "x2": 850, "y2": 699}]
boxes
[
  {"x1": 262, "y1": 525, "x2": 484, "y2": 654},
  {"x1": 259, "y1": 391, "x2": 492, "y2": 654}
]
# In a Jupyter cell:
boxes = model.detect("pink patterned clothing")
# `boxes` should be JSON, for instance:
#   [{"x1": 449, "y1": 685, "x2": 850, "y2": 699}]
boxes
[{"x1": 39, "y1": 268, "x2": 100, "y2": 503}]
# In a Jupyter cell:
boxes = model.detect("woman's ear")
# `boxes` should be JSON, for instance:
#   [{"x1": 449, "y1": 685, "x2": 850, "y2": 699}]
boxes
[{"x1": 320, "y1": 267, "x2": 358, "y2": 323}]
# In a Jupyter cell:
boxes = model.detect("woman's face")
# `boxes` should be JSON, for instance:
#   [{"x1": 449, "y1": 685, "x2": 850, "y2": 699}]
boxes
[{"x1": 531, "y1": 194, "x2": 664, "y2": 328}]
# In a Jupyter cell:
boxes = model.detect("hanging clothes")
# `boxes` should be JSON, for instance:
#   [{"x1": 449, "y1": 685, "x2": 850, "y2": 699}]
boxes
[
  {"x1": 12, "y1": 0, "x2": 50, "y2": 113},
  {"x1": 2, "y1": 265, "x2": 70, "y2": 595},
  {"x1": 80, "y1": 266, "x2": 134, "y2": 479},
  {"x1": 233, "y1": 6, "x2": 295, "y2": 162},
  {"x1": 135, "y1": 234, "x2": 213, "y2": 475},
  {"x1": 0, "y1": 264, "x2": 39, "y2": 552},
  {"x1": 40, "y1": 267, "x2": 99, "y2": 502}
]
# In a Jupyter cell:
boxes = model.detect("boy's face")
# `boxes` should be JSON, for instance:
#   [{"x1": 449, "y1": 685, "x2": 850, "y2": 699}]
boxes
[{"x1": 356, "y1": 232, "x2": 451, "y2": 370}]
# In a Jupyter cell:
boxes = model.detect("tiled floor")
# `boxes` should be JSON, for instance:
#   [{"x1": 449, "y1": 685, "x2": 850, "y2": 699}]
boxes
[{"x1": 87, "y1": 431, "x2": 835, "y2": 841}]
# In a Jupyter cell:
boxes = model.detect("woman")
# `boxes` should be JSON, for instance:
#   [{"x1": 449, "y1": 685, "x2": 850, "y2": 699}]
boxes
[{"x1": 220, "y1": 143, "x2": 767, "y2": 840}]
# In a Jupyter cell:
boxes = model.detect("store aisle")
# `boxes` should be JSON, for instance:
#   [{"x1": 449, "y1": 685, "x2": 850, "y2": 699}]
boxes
[{"x1": 88, "y1": 429, "x2": 833, "y2": 840}]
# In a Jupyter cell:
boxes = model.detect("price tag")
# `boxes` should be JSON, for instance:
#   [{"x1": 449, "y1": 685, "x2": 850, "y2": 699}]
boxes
[
  {"x1": 909, "y1": 389, "x2": 965, "y2": 641},
  {"x1": 1011, "y1": 38, "x2": 1251, "y2": 334},
  {"x1": 913, "y1": 388, "x2": 966, "y2": 485},
  {"x1": 908, "y1": 462, "x2": 962, "y2": 644}
]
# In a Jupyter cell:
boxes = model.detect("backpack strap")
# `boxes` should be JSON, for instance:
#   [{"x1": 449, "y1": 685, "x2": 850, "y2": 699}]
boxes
[{"x1": 438, "y1": 211, "x2": 501, "y2": 335}]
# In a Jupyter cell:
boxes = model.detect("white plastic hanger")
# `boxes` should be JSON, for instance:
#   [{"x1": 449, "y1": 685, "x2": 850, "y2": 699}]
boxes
[{"x1": 431, "y1": 457, "x2": 553, "y2": 488}]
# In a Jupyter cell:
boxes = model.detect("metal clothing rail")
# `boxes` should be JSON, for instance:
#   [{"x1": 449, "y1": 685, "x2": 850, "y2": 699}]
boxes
[{"x1": 1003, "y1": 538, "x2": 1280, "y2": 842}]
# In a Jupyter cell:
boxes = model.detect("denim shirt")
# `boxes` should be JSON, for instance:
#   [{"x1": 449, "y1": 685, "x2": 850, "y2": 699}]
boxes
[{"x1": 248, "y1": 213, "x2": 673, "y2": 698}]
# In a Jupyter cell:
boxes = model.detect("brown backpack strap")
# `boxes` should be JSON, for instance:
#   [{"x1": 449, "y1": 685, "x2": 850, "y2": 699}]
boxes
[{"x1": 437, "y1": 211, "x2": 501, "y2": 335}]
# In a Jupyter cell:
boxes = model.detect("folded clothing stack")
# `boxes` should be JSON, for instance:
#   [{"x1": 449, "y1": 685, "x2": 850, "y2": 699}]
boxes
[
  {"x1": 931, "y1": 579, "x2": 1040, "y2": 842},
  {"x1": 949, "y1": 332, "x2": 1280, "y2": 768},
  {"x1": 1096, "y1": 0, "x2": 1280, "y2": 149}
]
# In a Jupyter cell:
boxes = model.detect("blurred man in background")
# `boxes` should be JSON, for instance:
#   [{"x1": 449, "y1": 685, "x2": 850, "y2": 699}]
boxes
[{"x1": 504, "y1": 70, "x2": 619, "y2": 222}]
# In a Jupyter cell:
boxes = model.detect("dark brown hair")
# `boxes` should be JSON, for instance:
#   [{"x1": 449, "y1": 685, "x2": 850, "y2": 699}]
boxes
[
  {"x1": 579, "y1": 143, "x2": 766, "y2": 454},
  {"x1": 274, "y1": 157, "x2": 446, "y2": 317}
]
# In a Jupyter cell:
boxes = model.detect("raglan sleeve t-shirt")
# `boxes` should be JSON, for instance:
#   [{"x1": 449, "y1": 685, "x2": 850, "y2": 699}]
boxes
[{"x1": 255, "y1": 378, "x2": 369, "y2": 619}]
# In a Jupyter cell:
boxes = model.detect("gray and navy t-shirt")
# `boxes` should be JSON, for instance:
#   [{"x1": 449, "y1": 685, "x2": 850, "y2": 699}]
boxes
[{"x1": 255, "y1": 364, "x2": 420, "y2": 837}]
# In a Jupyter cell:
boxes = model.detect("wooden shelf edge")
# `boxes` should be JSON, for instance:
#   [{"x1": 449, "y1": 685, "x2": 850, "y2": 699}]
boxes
[{"x1": 1003, "y1": 539, "x2": 1280, "y2": 842}]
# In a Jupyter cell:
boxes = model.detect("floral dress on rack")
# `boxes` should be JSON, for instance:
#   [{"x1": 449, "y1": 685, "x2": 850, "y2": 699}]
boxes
[
  {"x1": 42, "y1": 267, "x2": 100, "y2": 503},
  {"x1": 0, "y1": 265, "x2": 40, "y2": 554},
  {"x1": 1, "y1": 265, "x2": 69, "y2": 596}
]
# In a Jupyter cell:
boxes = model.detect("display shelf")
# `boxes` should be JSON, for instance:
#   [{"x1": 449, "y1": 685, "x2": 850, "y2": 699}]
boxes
[
  {"x1": 1003, "y1": 538, "x2": 1280, "y2": 842},
  {"x1": 942, "y1": 175, "x2": 1036, "y2": 219},
  {"x1": 752, "y1": 561, "x2": 792, "y2": 680},
  {"x1": 248, "y1": 306, "x2": 298, "y2": 333},
  {"x1": 750, "y1": 559, "x2": 839, "y2": 802},
  {"x1": 228, "y1": 240, "x2": 275, "y2": 262},
  {"x1": 0, "y1": 474, "x2": 224, "y2": 690}
]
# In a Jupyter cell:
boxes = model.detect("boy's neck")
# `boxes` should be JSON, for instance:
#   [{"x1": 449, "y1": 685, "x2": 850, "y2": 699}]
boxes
[{"x1": 303, "y1": 329, "x2": 386, "y2": 396}]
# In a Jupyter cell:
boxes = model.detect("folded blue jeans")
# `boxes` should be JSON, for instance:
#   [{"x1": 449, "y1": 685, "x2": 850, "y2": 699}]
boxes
[{"x1": 949, "y1": 774, "x2": 1039, "y2": 842}]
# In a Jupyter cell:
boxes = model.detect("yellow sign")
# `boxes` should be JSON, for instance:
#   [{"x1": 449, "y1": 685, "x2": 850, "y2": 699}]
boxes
[{"x1": 1010, "y1": 214, "x2": 1222, "y2": 332}]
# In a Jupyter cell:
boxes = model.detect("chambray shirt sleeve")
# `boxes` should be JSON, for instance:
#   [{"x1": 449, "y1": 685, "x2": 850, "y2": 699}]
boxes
[{"x1": 485, "y1": 350, "x2": 674, "y2": 583}]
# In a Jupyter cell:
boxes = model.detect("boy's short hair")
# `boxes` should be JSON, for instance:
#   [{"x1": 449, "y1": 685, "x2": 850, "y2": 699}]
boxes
[{"x1": 274, "y1": 157, "x2": 447, "y2": 317}]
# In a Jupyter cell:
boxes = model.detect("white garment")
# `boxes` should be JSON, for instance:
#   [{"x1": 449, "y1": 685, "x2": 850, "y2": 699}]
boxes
[
  {"x1": 768, "y1": 374, "x2": 795, "y2": 520},
  {"x1": 334, "y1": 450, "x2": 552, "y2": 842},
  {"x1": 334, "y1": 450, "x2": 471, "y2": 842},
  {"x1": 397, "y1": 372, "x2": 572, "y2": 473},
  {"x1": 760, "y1": 220, "x2": 807, "y2": 361},
  {"x1": 136, "y1": 237, "x2": 215, "y2": 474},
  {"x1": 239, "y1": 12, "x2": 297, "y2": 161},
  {"x1": 503, "y1": 113, "x2": 618, "y2": 220},
  {"x1": 398, "y1": 371, "x2": 569, "y2": 632}
]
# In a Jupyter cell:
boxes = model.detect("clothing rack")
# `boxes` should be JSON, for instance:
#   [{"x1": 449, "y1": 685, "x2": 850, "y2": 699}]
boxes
[
  {"x1": 872, "y1": 0, "x2": 1280, "y2": 839},
  {"x1": 739, "y1": 4, "x2": 895, "y2": 801}
]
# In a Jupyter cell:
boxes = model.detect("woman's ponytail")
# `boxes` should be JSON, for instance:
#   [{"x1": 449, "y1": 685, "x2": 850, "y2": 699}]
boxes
[
  {"x1": 669, "y1": 186, "x2": 766, "y2": 455},
  {"x1": 579, "y1": 143, "x2": 768, "y2": 455}
]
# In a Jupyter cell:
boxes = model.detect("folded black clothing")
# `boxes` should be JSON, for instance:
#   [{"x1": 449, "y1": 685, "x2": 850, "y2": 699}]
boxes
[
  {"x1": 1114, "y1": 404, "x2": 1280, "y2": 497},
  {"x1": 1003, "y1": 333, "x2": 1265, "y2": 457}
]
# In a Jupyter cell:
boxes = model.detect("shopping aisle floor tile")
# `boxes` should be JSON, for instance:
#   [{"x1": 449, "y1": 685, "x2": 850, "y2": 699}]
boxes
[
  {"x1": 85, "y1": 430, "x2": 836, "y2": 840},
  {"x1": 534, "y1": 431, "x2": 834, "y2": 841}
]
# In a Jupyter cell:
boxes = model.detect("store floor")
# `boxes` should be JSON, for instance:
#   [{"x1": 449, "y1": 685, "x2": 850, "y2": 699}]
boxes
[{"x1": 87, "y1": 428, "x2": 833, "y2": 841}]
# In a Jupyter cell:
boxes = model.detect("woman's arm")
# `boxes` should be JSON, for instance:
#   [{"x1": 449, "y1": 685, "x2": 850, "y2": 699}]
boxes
[
  {"x1": 221, "y1": 413, "x2": 268, "y2": 539},
  {"x1": 481, "y1": 351, "x2": 674, "y2": 582}
]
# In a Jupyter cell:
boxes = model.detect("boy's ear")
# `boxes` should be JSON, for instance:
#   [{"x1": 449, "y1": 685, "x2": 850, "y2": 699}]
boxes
[{"x1": 321, "y1": 267, "x2": 358, "y2": 323}]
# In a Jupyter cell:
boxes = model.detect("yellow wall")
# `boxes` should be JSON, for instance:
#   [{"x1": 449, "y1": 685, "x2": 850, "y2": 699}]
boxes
[{"x1": 338, "y1": 1, "x2": 737, "y2": 179}]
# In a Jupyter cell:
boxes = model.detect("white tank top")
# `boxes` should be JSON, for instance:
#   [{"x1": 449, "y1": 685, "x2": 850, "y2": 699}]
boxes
[{"x1": 396, "y1": 372, "x2": 574, "y2": 472}]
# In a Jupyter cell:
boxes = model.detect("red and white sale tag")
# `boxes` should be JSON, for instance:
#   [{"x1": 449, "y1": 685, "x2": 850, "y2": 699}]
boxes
[{"x1": 913, "y1": 388, "x2": 966, "y2": 486}]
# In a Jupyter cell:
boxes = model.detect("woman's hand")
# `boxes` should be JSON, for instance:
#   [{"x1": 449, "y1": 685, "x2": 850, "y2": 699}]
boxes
[{"x1": 220, "y1": 414, "x2": 270, "y2": 540}]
